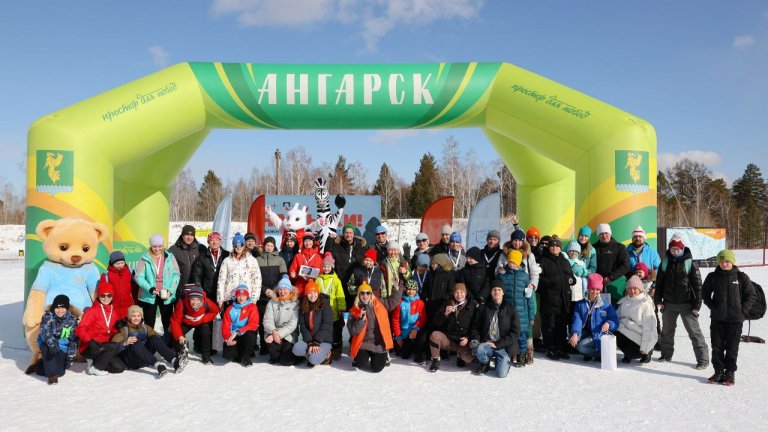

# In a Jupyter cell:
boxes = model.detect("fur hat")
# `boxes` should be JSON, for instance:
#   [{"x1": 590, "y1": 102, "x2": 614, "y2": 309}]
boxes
[
  {"x1": 127, "y1": 305, "x2": 143, "y2": 319},
  {"x1": 717, "y1": 249, "x2": 736, "y2": 265},
  {"x1": 416, "y1": 253, "x2": 430, "y2": 267},
  {"x1": 511, "y1": 229, "x2": 525, "y2": 242},
  {"x1": 52, "y1": 294, "x2": 70, "y2": 310},
  {"x1": 234, "y1": 284, "x2": 249, "y2": 298},
  {"x1": 181, "y1": 225, "x2": 196, "y2": 236},
  {"x1": 487, "y1": 230, "x2": 500, "y2": 240},
  {"x1": 263, "y1": 236, "x2": 276, "y2": 247},
  {"x1": 566, "y1": 241, "x2": 581, "y2": 254},
  {"x1": 631, "y1": 225, "x2": 646, "y2": 240},
  {"x1": 363, "y1": 249, "x2": 378, "y2": 263},
  {"x1": 526, "y1": 226, "x2": 541, "y2": 239},
  {"x1": 322, "y1": 252, "x2": 335, "y2": 266},
  {"x1": 276, "y1": 275, "x2": 292, "y2": 291},
  {"x1": 578, "y1": 226, "x2": 592, "y2": 238},
  {"x1": 232, "y1": 232, "x2": 245, "y2": 247},
  {"x1": 634, "y1": 262, "x2": 650, "y2": 279},
  {"x1": 626, "y1": 275, "x2": 644, "y2": 291},
  {"x1": 149, "y1": 234, "x2": 164, "y2": 247},
  {"x1": 596, "y1": 223, "x2": 612, "y2": 236},
  {"x1": 507, "y1": 250, "x2": 523, "y2": 267},
  {"x1": 449, "y1": 232, "x2": 462, "y2": 244},
  {"x1": 441, "y1": 224, "x2": 452, "y2": 235},
  {"x1": 587, "y1": 273, "x2": 603, "y2": 290},
  {"x1": 109, "y1": 251, "x2": 126, "y2": 266},
  {"x1": 465, "y1": 246, "x2": 482, "y2": 262}
]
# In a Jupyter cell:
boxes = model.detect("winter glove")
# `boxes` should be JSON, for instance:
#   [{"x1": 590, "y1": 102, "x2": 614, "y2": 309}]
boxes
[
  {"x1": 402, "y1": 242, "x2": 411, "y2": 260},
  {"x1": 335, "y1": 194, "x2": 346, "y2": 209},
  {"x1": 88, "y1": 340, "x2": 106, "y2": 356}
]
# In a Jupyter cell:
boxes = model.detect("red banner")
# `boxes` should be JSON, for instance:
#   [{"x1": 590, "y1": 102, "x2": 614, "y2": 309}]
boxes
[
  {"x1": 420, "y1": 196, "x2": 454, "y2": 245},
  {"x1": 248, "y1": 195, "x2": 265, "y2": 245}
]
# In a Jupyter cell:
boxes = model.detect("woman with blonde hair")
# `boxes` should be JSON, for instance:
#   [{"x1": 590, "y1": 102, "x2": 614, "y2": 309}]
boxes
[{"x1": 347, "y1": 281, "x2": 402, "y2": 373}]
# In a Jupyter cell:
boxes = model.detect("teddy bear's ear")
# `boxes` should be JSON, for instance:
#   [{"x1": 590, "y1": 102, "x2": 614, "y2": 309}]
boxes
[
  {"x1": 36, "y1": 220, "x2": 58, "y2": 241},
  {"x1": 91, "y1": 222, "x2": 109, "y2": 243}
]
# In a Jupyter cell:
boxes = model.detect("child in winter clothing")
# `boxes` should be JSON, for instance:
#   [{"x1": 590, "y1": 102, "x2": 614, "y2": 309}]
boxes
[
  {"x1": 98, "y1": 251, "x2": 135, "y2": 320},
  {"x1": 76, "y1": 283, "x2": 126, "y2": 376},
  {"x1": 569, "y1": 274, "x2": 619, "y2": 361},
  {"x1": 289, "y1": 232, "x2": 322, "y2": 297},
  {"x1": 31, "y1": 295, "x2": 80, "y2": 385},
  {"x1": 566, "y1": 241, "x2": 589, "y2": 302},
  {"x1": 170, "y1": 285, "x2": 220, "y2": 364},
  {"x1": 316, "y1": 253, "x2": 346, "y2": 360},
  {"x1": 497, "y1": 251, "x2": 536, "y2": 367},
  {"x1": 349, "y1": 248, "x2": 386, "y2": 298},
  {"x1": 222, "y1": 286, "x2": 259, "y2": 367},
  {"x1": 263, "y1": 275, "x2": 300, "y2": 366},
  {"x1": 293, "y1": 280, "x2": 335, "y2": 366},
  {"x1": 113, "y1": 305, "x2": 185, "y2": 377},
  {"x1": 392, "y1": 279, "x2": 428, "y2": 364}
]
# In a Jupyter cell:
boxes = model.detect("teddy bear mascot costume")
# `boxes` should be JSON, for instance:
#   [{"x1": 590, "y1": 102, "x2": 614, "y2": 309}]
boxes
[{"x1": 22, "y1": 218, "x2": 109, "y2": 374}]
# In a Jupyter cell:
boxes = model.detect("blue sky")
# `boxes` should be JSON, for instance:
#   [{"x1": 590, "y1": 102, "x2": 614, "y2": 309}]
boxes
[{"x1": 1, "y1": 0, "x2": 766, "y2": 192}]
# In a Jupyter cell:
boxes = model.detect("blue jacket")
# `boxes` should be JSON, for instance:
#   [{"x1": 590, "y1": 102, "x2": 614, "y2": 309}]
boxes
[
  {"x1": 37, "y1": 309, "x2": 79, "y2": 362},
  {"x1": 498, "y1": 266, "x2": 536, "y2": 335},
  {"x1": 628, "y1": 243, "x2": 661, "y2": 275},
  {"x1": 571, "y1": 296, "x2": 619, "y2": 351},
  {"x1": 134, "y1": 250, "x2": 181, "y2": 305},
  {"x1": 394, "y1": 293, "x2": 425, "y2": 341}
]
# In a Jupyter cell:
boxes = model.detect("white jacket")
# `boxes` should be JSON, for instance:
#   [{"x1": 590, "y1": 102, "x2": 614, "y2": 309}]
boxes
[
  {"x1": 617, "y1": 292, "x2": 658, "y2": 353},
  {"x1": 217, "y1": 254, "x2": 262, "y2": 304}
]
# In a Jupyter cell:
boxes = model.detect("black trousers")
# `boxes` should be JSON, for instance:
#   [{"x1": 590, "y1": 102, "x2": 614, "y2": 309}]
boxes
[
  {"x1": 37, "y1": 343, "x2": 67, "y2": 378},
  {"x1": 541, "y1": 311, "x2": 568, "y2": 351},
  {"x1": 257, "y1": 301, "x2": 268, "y2": 350},
  {"x1": 399, "y1": 330, "x2": 427, "y2": 362},
  {"x1": 83, "y1": 342, "x2": 126, "y2": 373},
  {"x1": 616, "y1": 331, "x2": 643, "y2": 359},
  {"x1": 711, "y1": 320, "x2": 743, "y2": 372},
  {"x1": 266, "y1": 340, "x2": 297, "y2": 365},
  {"x1": 333, "y1": 317, "x2": 345, "y2": 350},
  {"x1": 179, "y1": 323, "x2": 212, "y2": 355},
  {"x1": 120, "y1": 335, "x2": 177, "y2": 369},
  {"x1": 354, "y1": 349, "x2": 388, "y2": 373},
  {"x1": 139, "y1": 297, "x2": 175, "y2": 335},
  {"x1": 222, "y1": 331, "x2": 258, "y2": 361}
]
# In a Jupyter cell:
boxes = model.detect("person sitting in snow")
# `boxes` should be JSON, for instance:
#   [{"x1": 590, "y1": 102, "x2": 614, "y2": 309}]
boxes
[
  {"x1": 30, "y1": 294, "x2": 80, "y2": 385},
  {"x1": 112, "y1": 305, "x2": 187, "y2": 377},
  {"x1": 76, "y1": 283, "x2": 126, "y2": 376}
]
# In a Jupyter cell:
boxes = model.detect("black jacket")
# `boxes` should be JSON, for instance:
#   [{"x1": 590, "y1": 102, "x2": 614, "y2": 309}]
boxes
[
  {"x1": 329, "y1": 236, "x2": 366, "y2": 290},
  {"x1": 256, "y1": 250, "x2": 287, "y2": 303},
  {"x1": 422, "y1": 269, "x2": 456, "y2": 307},
  {"x1": 654, "y1": 248, "x2": 703, "y2": 309},
  {"x1": 702, "y1": 266, "x2": 758, "y2": 323},
  {"x1": 537, "y1": 251, "x2": 575, "y2": 315},
  {"x1": 429, "y1": 241, "x2": 450, "y2": 257},
  {"x1": 169, "y1": 236, "x2": 207, "y2": 288},
  {"x1": 431, "y1": 299, "x2": 477, "y2": 342},
  {"x1": 298, "y1": 294, "x2": 334, "y2": 344},
  {"x1": 190, "y1": 247, "x2": 229, "y2": 302},
  {"x1": 480, "y1": 245, "x2": 503, "y2": 283},
  {"x1": 593, "y1": 238, "x2": 630, "y2": 282},
  {"x1": 457, "y1": 263, "x2": 490, "y2": 305},
  {"x1": 470, "y1": 301, "x2": 521, "y2": 355}
]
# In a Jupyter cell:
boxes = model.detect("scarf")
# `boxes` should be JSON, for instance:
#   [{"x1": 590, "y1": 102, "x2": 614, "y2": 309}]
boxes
[{"x1": 229, "y1": 298, "x2": 252, "y2": 334}]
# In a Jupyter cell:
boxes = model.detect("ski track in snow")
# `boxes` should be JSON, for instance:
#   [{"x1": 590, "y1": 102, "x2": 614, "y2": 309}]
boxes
[{"x1": 2, "y1": 223, "x2": 768, "y2": 431}]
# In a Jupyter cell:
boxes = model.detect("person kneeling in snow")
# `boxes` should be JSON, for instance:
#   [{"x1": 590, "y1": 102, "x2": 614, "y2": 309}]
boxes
[
  {"x1": 347, "y1": 281, "x2": 402, "y2": 373},
  {"x1": 170, "y1": 285, "x2": 219, "y2": 365},
  {"x1": 113, "y1": 305, "x2": 187, "y2": 377},
  {"x1": 470, "y1": 283, "x2": 521, "y2": 378},
  {"x1": 263, "y1": 275, "x2": 300, "y2": 366},
  {"x1": 222, "y1": 285, "x2": 259, "y2": 367},
  {"x1": 293, "y1": 280, "x2": 334, "y2": 367},
  {"x1": 31, "y1": 295, "x2": 80, "y2": 385}
]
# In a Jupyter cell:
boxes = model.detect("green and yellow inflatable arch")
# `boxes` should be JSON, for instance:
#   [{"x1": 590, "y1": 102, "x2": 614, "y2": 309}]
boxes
[{"x1": 25, "y1": 62, "x2": 656, "y2": 295}]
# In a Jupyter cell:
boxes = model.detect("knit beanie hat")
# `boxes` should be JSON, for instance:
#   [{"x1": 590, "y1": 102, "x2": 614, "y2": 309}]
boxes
[
  {"x1": 364, "y1": 248, "x2": 378, "y2": 263},
  {"x1": 263, "y1": 236, "x2": 276, "y2": 247},
  {"x1": 511, "y1": 229, "x2": 525, "y2": 242},
  {"x1": 449, "y1": 232, "x2": 462, "y2": 244},
  {"x1": 149, "y1": 234, "x2": 164, "y2": 247},
  {"x1": 52, "y1": 294, "x2": 70, "y2": 310},
  {"x1": 526, "y1": 226, "x2": 541, "y2": 239},
  {"x1": 717, "y1": 249, "x2": 736, "y2": 265},
  {"x1": 304, "y1": 279, "x2": 319, "y2": 295},
  {"x1": 549, "y1": 238, "x2": 562, "y2": 248},
  {"x1": 244, "y1": 232, "x2": 257, "y2": 242},
  {"x1": 276, "y1": 275, "x2": 292, "y2": 291},
  {"x1": 487, "y1": 230, "x2": 501, "y2": 240},
  {"x1": 357, "y1": 281, "x2": 373, "y2": 293},
  {"x1": 187, "y1": 285, "x2": 204, "y2": 300},
  {"x1": 441, "y1": 224, "x2": 452, "y2": 235},
  {"x1": 416, "y1": 253, "x2": 430, "y2": 268},
  {"x1": 578, "y1": 226, "x2": 592, "y2": 238},
  {"x1": 626, "y1": 275, "x2": 644, "y2": 291},
  {"x1": 490, "y1": 280, "x2": 504, "y2": 290},
  {"x1": 208, "y1": 231, "x2": 222, "y2": 241},
  {"x1": 127, "y1": 305, "x2": 144, "y2": 319},
  {"x1": 109, "y1": 251, "x2": 126, "y2": 266},
  {"x1": 232, "y1": 232, "x2": 245, "y2": 247},
  {"x1": 507, "y1": 250, "x2": 523, "y2": 267},
  {"x1": 631, "y1": 225, "x2": 646, "y2": 240},
  {"x1": 453, "y1": 283, "x2": 467, "y2": 294},
  {"x1": 234, "y1": 284, "x2": 249, "y2": 298},
  {"x1": 387, "y1": 240, "x2": 400, "y2": 251},
  {"x1": 181, "y1": 225, "x2": 196, "y2": 236},
  {"x1": 342, "y1": 223, "x2": 355, "y2": 234},
  {"x1": 322, "y1": 252, "x2": 335, "y2": 266},
  {"x1": 566, "y1": 241, "x2": 581, "y2": 254},
  {"x1": 415, "y1": 232, "x2": 429, "y2": 242},
  {"x1": 634, "y1": 262, "x2": 650, "y2": 279},
  {"x1": 465, "y1": 247, "x2": 482, "y2": 263},
  {"x1": 303, "y1": 231, "x2": 315, "y2": 240},
  {"x1": 587, "y1": 273, "x2": 603, "y2": 290},
  {"x1": 596, "y1": 223, "x2": 612, "y2": 236},
  {"x1": 405, "y1": 279, "x2": 419, "y2": 291},
  {"x1": 97, "y1": 282, "x2": 114, "y2": 297},
  {"x1": 668, "y1": 234, "x2": 684, "y2": 250}
]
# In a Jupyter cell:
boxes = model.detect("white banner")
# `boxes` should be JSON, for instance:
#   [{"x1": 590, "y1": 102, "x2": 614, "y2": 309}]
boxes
[{"x1": 466, "y1": 193, "x2": 500, "y2": 250}]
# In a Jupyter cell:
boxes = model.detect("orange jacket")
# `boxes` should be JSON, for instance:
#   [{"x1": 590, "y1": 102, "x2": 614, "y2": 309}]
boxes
[{"x1": 348, "y1": 298, "x2": 393, "y2": 358}]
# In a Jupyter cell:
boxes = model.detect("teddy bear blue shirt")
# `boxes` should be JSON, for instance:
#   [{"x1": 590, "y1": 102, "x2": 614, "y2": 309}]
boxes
[{"x1": 32, "y1": 261, "x2": 101, "y2": 311}]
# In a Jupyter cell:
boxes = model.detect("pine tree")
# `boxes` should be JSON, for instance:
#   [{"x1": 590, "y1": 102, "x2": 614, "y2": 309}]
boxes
[
  {"x1": 408, "y1": 153, "x2": 439, "y2": 217},
  {"x1": 372, "y1": 163, "x2": 397, "y2": 219},
  {"x1": 329, "y1": 155, "x2": 352, "y2": 195},
  {"x1": 196, "y1": 169, "x2": 225, "y2": 221},
  {"x1": 732, "y1": 163, "x2": 768, "y2": 248}
]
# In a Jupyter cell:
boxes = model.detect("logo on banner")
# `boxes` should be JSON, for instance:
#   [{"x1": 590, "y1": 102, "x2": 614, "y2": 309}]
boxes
[
  {"x1": 36, "y1": 150, "x2": 74, "y2": 195},
  {"x1": 615, "y1": 150, "x2": 649, "y2": 193}
]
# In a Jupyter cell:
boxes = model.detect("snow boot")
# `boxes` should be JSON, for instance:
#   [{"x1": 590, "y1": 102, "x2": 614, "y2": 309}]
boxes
[
  {"x1": 47, "y1": 374, "x2": 59, "y2": 385},
  {"x1": 429, "y1": 358, "x2": 440, "y2": 372},
  {"x1": 332, "y1": 347, "x2": 342, "y2": 362},
  {"x1": 25, "y1": 360, "x2": 41, "y2": 375},
  {"x1": 473, "y1": 362, "x2": 490, "y2": 376},
  {"x1": 201, "y1": 353, "x2": 212, "y2": 365},
  {"x1": 722, "y1": 371, "x2": 735, "y2": 386},
  {"x1": 640, "y1": 353, "x2": 652, "y2": 364},
  {"x1": 157, "y1": 363, "x2": 168, "y2": 378},
  {"x1": 707, "y1": 370, "x2": 724, "y2": 384},
  {"x1": 87, "y1": 364, "x2": 109, "y2": 376},
  {"x1": 456, "y1": 358, "x2": 466, "y2": 368},
  {"x1": 173, "y1": 347, "x2": 189, "y2": 374},
  {"x1": 241, "y1": 356, "x2": 253, "y2": 368}
]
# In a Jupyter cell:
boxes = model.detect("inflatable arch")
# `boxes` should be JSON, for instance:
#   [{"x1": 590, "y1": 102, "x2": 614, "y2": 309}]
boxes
[{"x1": 25, "y1": 62, "x2": 657, "y2": 295}]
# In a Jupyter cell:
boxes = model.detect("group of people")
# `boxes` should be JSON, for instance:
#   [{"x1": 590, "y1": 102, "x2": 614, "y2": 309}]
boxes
[{"x1": 31, "y1": 220, "x2": 758, "y2": 386}]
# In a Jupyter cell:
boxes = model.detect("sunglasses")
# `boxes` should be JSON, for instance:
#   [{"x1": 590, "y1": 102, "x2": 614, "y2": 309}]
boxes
[
  {"x1": 416, "y1": 239, "x2": 428, "y2": 243},
  {"x1": 99, "y1": 293, "x2": 113, "y2": 298},
  {"x1": 359, "y1": 291, "x2": 372, "y2": 296},
  {"x1": 375, "y1": 233, "x2": 386, "y2": 236}
]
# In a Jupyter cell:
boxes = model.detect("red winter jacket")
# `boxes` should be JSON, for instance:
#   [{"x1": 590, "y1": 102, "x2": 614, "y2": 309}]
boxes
[
  {"x1": 170, "y1": 293, "x2": 220, "y2": 340},
  {"x1": 98, "y1": 265, "x2": 135, "y2": 320},
  {"x1": 289, "y1": 246, "x2": 322, "y2": 297},
  {"x1": 75, "y1": 301, "x2": 118, "y2": 353},
  {"x1": 392, "y1": 297, "x2": 427, "y2": 339},
  {"x1": 222, "y1": 302, "x2": 260, "y2": 340}
]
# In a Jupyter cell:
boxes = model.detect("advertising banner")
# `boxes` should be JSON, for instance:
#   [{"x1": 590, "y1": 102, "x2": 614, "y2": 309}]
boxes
[{"x1": 665, "y1": 228, "x2": 726, "y2": 260}]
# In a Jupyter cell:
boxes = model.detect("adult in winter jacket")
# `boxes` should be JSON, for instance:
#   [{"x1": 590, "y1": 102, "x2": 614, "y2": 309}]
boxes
[
  {"x1": 410, "y1": 232, "x2": 432, "y2": 270},
  {"x1": 255, "y1": 236, "x2": 287, "y2": 353},
  {"x1": 263, "y1": 276, "x2": 300, "y2": 365},
  {"x1": 481, "y1": 230, "x2": 503, "y2": 283},
  {"x1": 134, "y1": 234, "x2": 181, "y2": 335},
  {"x1": 371, "y1": 225, "x2": 391, "y2": 262},
  {"x1": 526, "y1": 226, "x2": 544, "y2": 262},
  {"x1": 457, "y1": 247, "x2": 489, "y2": 305},
  {"x1": 348, "y1": 249, "x2": 386, "y2": 298},
  {"x1": 380, "y1": 240, "x2": 411, "y2": 299},
  {"x1": 429, "y1": 224, "x2": 452, "y2": 257},
  {"x1": 347, "y1": 281, "x2": 402, "y2": 373},
  {"x1": 31, "y1": 295, "x2": 79, "y2": 385},
  {"x1": 316, "y1": 253, "x2": 346, "y2": 360},
  {"x1": 330, "y1": 223, "x2": 366, "y2": 310},
  {"x1": 76, "y1": 283, "x2": 126, "y2": 376},
  {"x1": 293, "y1": 281, "x2": 335, "y2": 366},
  {"x1": 537, "y1": 239, "x2": 576, "y2": 360},
  {"x1": 702, "y1": 250, "x2": 758, "y2": 386},
  {"x1": 498, "y1": 252, "x2": 536, "y2": 366},
  {"x1": 654, "y1": 235, "x2": 709, "y2": 368},
  {"x1": 592, "y1": 223, "x2": 630, "y2": 287},
  {"x1": 170, "y1": 285, "x2": 220, "y2": 364},
  {"x1": 616, "y1": 276, "x2": 658, "y2": 364},
  {"x1": 422, "y1": 253, "x2": 456, "y2": 322},
  {"x1": 576, "y1": 225, "x2": 597, "y2": 274},
  {"x1": 221, "y1": 286, "x2": 259, "y2": 367},
  {"x1": 244, "y1": 232, "x2": 262, "y2": 259},
  {"x1": 217, "y1": 232, "x2": 262, "y2": 308},
  {"x1": 470, "y1": 283, "x2": 521, "y2": 378},
  {"x1": 112, "y1": 305, "x2": 185, "y2": 377},
  {"x1": 626, "y1": 226, "x2": 661, "y2": 279},
  {"x1": 191, "y1": 231, "x2": 230, "y2": 306},
  {"x1": 279, "y1": 231, "x2": 299, "y2": 271},
  {"x1": 98, "y1": 251, "x2": 135, "y2": 320},
  {"x1": 289, "y1": 232, "x2": 322, "y2": 297},
  {"x1": 447, "y1": 232, "x2": 466, "y2": 270},
  {"x1": 392, "y1": 279, "x2": 428, "y2": 364},
  {"x1": 169, "y1": 225, "x2": 207, "y2": 294},
  {"x1": 569, "y1": 274, "x2": 619, "y2": 361},
  {"x1": 428, "y1": 283, "x2": 477, "y2": 372}
]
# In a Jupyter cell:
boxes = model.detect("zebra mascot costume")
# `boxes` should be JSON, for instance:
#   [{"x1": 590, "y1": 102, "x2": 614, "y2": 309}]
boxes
[{"x1": 310, "y1": 177, "x2": 346, "y2": 253}]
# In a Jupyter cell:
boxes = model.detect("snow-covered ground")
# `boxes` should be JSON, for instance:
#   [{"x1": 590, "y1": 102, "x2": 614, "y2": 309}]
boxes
[{"x1": 2, "y1": 225, "x2": 768, "y2": 431}]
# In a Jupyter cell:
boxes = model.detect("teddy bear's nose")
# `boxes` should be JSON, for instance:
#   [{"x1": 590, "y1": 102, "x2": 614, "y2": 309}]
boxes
[{"x1": 70, "y1": 255, "x2": 82, "y2": 264}]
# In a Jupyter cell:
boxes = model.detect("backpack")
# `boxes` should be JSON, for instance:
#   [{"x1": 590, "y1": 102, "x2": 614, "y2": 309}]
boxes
[
  {"x1": 660, "y1": 257, "x2": 691, "y2": 274},
  {"x1": 742, "y1": 273, "x2": 766, "y2": 320}
]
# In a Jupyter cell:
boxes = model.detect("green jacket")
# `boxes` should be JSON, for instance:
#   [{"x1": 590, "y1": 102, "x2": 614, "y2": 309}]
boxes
[
  {"x1": 316, "y1": 273, "x2": 347, "y2": 320},
  {"x1": 134, "y1": 250, "x2": 180, "y2": 305}
]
